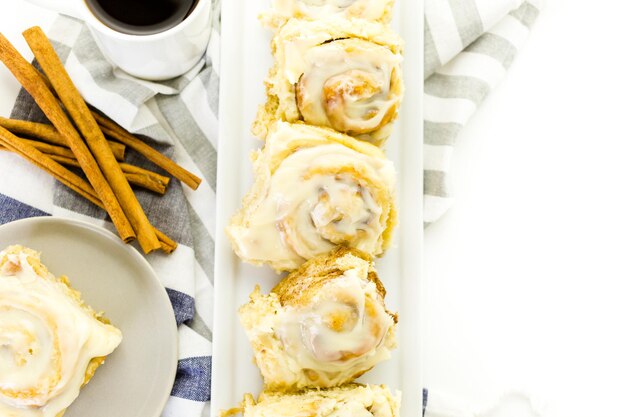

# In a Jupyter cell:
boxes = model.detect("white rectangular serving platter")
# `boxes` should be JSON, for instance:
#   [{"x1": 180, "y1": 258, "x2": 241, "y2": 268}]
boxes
[{"x1": 212, "y1": 1, "x2": 423, "y2": 415}]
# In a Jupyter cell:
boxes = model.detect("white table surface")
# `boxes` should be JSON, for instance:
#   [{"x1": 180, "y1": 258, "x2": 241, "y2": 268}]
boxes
[{"x1": 1, "y1": 1, "x2": 625, "y2": 416}]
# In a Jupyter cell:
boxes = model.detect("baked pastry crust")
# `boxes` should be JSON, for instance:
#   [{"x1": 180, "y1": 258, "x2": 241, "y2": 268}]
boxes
[
  {"x1": 260, "y1": 0, "x2": 396, "y2": 29},
  {"x1": 0, "y1": 245, "x2": 122, "y2": 417},
  {"x1": 225, "y1": 384, "x2": 401, "y2": 417},
  {"x1": 228, "y1": 121, "x2": 397, "y2": 271},
  {"x1": 253, "y1": 17, "x2": 404, "y2": 146},
  {"x1": 239, "y1": 247, "x2": 397, "y2": 391}
]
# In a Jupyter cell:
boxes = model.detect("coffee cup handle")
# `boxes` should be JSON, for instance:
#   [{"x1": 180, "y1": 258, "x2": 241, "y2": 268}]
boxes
[{"x1": 24, "y1": 0, "x2": 85, "y2": 20}]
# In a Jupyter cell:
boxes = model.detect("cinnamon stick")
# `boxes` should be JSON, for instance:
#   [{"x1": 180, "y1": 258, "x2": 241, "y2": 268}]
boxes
[
  {"x1": 0, "y1": 32, "x2": 135, "y2": 243},
  {"x1": 24, "y1": 26, "x2": 161, "y2": 254},
  {"x1": 35, "y1": 62, "x2": 199, "y2": 190},
  {"x1": 0, "y1": 126, "x2": 176, "y2": 251},
  {"x1": 0, "y1": 117, "x2": 126, "y2": 160},
  {"x1": 118, "y1": 162, "x2": 170, "y2": 195},
  {"x1": 0, "y1": 144, "x2": 160, "y2": 191},
  {"x1": 93, "y1": 112, "x2": 202, "y2": 190},
  {"x1": 154, "y1": 228, "x2": 177, "y2": 253},
  {"x1": 0, "y1": 134, "x2": 124, "y2": 161},
  {"x1": 0, "y1": 126, "x2": 102, "y2": 207},
  {"x1": 0, "y1": 116, "x2": 62, "y2": 143},
  {"x1": 3, "y1": 137, "x2": 75, "y2": 159},
  {"x1": 110, "y1": 141, "x2": 127, "y2": 161},
  {"x1": 45, "y1": 154, "x2": 170, "y2": 195}
]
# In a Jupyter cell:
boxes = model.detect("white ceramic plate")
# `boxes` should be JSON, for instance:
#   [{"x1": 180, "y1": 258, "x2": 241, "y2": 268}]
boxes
[
  {"x1": 0, "y1": 217, "x2": 178, "y2": 417},
  {"x1": 212, "y1": 0, "x2": 423, "y2": 415}
]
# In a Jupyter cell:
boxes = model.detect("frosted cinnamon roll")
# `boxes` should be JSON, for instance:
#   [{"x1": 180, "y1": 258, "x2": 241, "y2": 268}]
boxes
[
  {"x1": 228, "y1": 122, "x2": 397, "y2": 271},
  {"x1": 225, "y1": 384, "x2": 400, "y2": 417},
  {"x1": 239, "y1": 247, "x2": 397, "y2": 391},
  {"x1": 0, "y1": 245, "x2": 122, "y2": 417},
  {"x1": 253, "y1": 18, "x2": 404, "y2": 146},
  {"x1": 260, "y1": 0, "x2": 395, "y2": 29}
]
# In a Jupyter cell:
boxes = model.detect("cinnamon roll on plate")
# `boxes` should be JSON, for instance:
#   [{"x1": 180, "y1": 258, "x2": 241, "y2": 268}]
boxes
[
  {"x1": 228, "y1": 122, "x2": 397, "y2": 272},
  {"x1": 253, "y1": 18, "x2": 404, "y2": 146},
  {"x1": 239, "y1": 247, "x2": 397, "y2": 391},
  {"x1": 0, "y1": 245, "x2": 122, "y2": 417}
]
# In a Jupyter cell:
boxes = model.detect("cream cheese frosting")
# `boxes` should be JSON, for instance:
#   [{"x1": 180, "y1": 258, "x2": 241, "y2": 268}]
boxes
[
  {"x1": 274, "y1": 19, "x2": 404, "y2": 144},
  {"x1": 256, "y1": 18, "x2": 404, "y2": 145},
  {"x1": 227, "y1": 122, "x2": 397, "y2": 271},
  {"x1": 0, "y1": 246, "x2": 122, "y2": 417},
  {"x1": 262, "y1": 0, "x2": 395, "y2": 28},
  {"x1": 276, "y1": 269, "x2": 394, "y2": 377},
  {"x1": 274, "y1": 0, "x2": 389, "y2": 20},
  {"x1": 295, "y1": 38, "x2": 402, "y2": 139},
  {"x1": 238, "y1": 248, "x2": 396, "y2": 391}
]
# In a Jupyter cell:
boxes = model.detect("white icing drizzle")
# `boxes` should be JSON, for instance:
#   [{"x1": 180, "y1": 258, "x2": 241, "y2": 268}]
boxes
[
  {"x1": 295, "y1": 39, "x2": 402, "y2": 137},
  {"x1": 0, "y1": 250, "x2": 122, "y2": 417},
  {"x1": 277, "y1": 269, "x2": 393, "y2": 379},
  {"x1": 272, "y1": 0, "x2": 388, "y2": 21},
  {"x1": 228, "y1": 126, "x2": 396, "y2": 270}
]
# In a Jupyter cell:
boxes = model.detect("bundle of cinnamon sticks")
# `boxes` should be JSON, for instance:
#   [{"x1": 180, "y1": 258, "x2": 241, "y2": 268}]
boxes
[{"x1": 0, "y1": 27, "x2": 202, "y2": 254}]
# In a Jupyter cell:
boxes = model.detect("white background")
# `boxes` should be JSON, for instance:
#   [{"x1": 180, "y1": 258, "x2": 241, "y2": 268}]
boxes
[
  {"x1": 1, "y1": 1, "x2": 625, "y2": 417},
  {"x1": 423, "y1": 1, "x2": 626, "y2": 416}
]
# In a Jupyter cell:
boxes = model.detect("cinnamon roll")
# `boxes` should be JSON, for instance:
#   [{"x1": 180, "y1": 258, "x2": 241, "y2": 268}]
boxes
[
  {"x1": 0, "y1": 245, "x2": 122, "y2": 417},
  {"x1": 239, "y1": 247, "x2": 397, "y2": 391},
  {"x1": 225, "y1": 384, "x2": 400, "y2": 417},
  {"x1": 253, "y1": 18, "x2": 404, "y2": 146},
  {"x1": 228, "y1": 122, "x2": 397, "y2": 271},
  {"x1": 260, "y1": 0, "x2": 395, "y2": 29}
]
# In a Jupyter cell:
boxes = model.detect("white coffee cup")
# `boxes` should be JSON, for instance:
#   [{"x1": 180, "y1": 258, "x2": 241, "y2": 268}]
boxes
[{"x1": 25, "y1": 0, "x2": 212, "y2": 80}]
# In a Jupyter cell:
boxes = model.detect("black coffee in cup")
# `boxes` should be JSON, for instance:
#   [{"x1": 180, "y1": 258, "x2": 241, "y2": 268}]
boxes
[{"x1": 84, "y1": 0, "x2": 198, "y2": 35}]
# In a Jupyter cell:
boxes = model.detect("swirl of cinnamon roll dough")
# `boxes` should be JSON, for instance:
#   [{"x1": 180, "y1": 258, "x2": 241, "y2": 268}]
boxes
[
  {"x1": 228, "y1": 122, "x2": 397, "y2": 272},
  {"x1": 0, "y1": 245, "x2": 122, "y2": 417},
  {"x1": 238, "y1": 247, "x2": 397, "y2": 391},
  {"x1": 260, "y1": 0, "x2": 395, "y2": 29},
  {"x1": 252, "y1": 18, "x2": 403, "y2": 146}
]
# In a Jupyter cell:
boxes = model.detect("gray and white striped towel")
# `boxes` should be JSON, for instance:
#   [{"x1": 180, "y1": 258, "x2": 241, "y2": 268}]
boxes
[
  {"x1": 424, "y1": 0, "x2": 543, "y2": 225},
  {"x1": 0, "y1": 0, "x2": 543, "y2": 416}
]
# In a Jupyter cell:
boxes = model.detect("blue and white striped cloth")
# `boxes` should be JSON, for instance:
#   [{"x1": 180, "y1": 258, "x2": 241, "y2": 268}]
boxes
[{"x1": 0, "y1": 0, "x2": 542, "y2": 416}]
